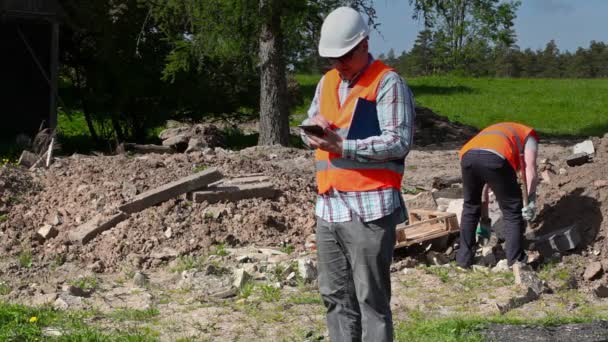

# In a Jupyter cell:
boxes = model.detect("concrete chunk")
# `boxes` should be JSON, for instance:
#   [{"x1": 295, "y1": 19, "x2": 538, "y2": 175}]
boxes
[
  {"x1": 37, "y1": 224, "x2": 58, "y2": 241},
  {"x1": 190, "y1": 181, "x2": 276, "y2": 204},
  {"x1": 513, "y1": 263, "x2": 544, "y2": 296},
  {"x1": 68, "y1": 213, "x2": 128, "y2": 245},
  {"x1": 584, "y1": 261, "x2": 603, "y2": 280},
  {"x1": 233, "y1": 269, "x2": 251, "y2": 289},
  {"x1": 446, "y1": 199, "x2": 464, "y2": 224},
  {"x1": 120, "y1": 168, "x2": 222, "y2": 213},
  {"x1": 573, "y1": 140, "x2": 595, "y2": 155}
]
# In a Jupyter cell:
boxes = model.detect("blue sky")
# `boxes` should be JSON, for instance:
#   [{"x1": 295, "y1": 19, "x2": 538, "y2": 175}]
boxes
[{"x1": 368, "y1": 0, "x2": 608, "y2": 56}]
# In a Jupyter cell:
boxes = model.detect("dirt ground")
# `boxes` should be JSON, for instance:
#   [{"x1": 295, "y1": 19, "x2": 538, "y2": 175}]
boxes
[{"x1": 1, "y1": 112, "x2": 608, "y2": 340}]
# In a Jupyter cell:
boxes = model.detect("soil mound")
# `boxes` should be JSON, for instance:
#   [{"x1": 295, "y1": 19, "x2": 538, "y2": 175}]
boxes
[{"x1": 414, "y1": 106, "x2": 478, "y2": 146}]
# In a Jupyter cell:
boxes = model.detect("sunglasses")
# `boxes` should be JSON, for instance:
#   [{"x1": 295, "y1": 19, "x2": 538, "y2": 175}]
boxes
[{"x1": 328, "y1": 42, "x2": 362, "y2": 64}]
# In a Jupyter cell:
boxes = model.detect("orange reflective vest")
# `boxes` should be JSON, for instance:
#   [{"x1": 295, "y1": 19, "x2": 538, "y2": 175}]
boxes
[
  {"x1": 459, "y1": 122, "x2": 538, "y2": 171},
  {"x1": 315, "y1": 60, "x2": 404, "y2": 194}
]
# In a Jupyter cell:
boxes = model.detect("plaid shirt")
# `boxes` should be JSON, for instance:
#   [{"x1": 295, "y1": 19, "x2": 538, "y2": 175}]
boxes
[{"x1": 302, "y1": 56, "x2": 416, "y2": 223}]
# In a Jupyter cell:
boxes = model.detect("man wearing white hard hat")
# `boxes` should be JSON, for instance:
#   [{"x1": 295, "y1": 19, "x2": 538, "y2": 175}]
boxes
[{"x1": 300, "y1": 6, "x2": 415, "y2": 342}]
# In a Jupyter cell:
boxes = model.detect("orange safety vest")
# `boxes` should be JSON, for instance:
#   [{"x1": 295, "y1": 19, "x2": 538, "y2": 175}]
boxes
[
  {"x1": 459, "y1": 122, "x2": 538, "y2": 171},
  {"x1": 315, "y1": 60, "x2": 404, "y2": 194}
]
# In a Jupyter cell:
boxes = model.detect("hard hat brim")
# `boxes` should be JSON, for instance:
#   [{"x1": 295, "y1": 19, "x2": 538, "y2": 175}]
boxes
[{"x1": 318, "y1": 35, "x2": 367, "y2": 58}]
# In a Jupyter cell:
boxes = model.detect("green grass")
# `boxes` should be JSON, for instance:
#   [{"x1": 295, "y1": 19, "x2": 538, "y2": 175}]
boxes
[
  {"x1": 212, "y1": 243, "x2": 229, "y2": 257},
  {"x1": 259, "y1": 285, "x2": 281, "y2": 302},
  {"x1": 68, "y1": 276, "x2": 99, "y2": 292},
  {"x1": 293, "y1": 74, "x2": 608, "y2": 137},
  {"x1": 290, "y1": 74, "x2": 321, "y2": 126},
  {"x1": 407, "y1": 76, "x2": 608, "y2": 137},
  {"x1": 170, "y1": 255, "x2": 207, "y2": 273},
  {"x1": 0, "y1": 302, "x2": 157, "y2": 341},
  {"x1": 18, "y1": 250, "x2": 33, "y2": 269},
  {"x1": 0, "y1": 283, "x2": 10, "y2": 296},
  {"x1": 422, "y1": 265, "x2": 451, "y2": 283}
]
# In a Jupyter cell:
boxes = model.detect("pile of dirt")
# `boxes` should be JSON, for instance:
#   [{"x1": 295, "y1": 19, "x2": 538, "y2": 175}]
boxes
[
  {"x1": 532, "y1": 134, "x2": 608, "y2": 272},
  {"x1": 0, "y1": 147, "x2": 317, "y2": 272},
  {"x1": 0, "y1": 165, "x2": 42, "y2": 216},
  {"x1": 413, "y1": 106, "x2": 478, "y2": 146}
]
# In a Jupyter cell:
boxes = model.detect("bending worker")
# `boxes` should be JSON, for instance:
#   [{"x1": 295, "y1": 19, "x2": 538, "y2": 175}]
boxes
[
  {"x1": 456, "y1": 122, "x2": 539, "y2": 269},
  {"x1": 300, "y1": 7, "x2": 415, "y2": 342}
]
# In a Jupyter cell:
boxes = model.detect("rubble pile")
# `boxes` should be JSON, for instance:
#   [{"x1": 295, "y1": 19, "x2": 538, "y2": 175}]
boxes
[
  {"x1": 0, "y1": 146, "x2": 317, "y2": 271},
  {"x1": 159, "y1": 122, "x2": 227, "y2": 152},
  {"x1": 1, "y1": 117, "x2": 607, "y2": 288},
  {"x1": 413, "y1": 106, "x2": 478, "y2": 146},
  {"x1": 533, "y1": 135, "x2": 608, "y2": 271}
]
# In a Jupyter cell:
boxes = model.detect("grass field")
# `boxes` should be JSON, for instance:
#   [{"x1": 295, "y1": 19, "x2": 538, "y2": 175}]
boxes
[{"x1": 293, "y1": 75, "x2": 608, "y2": 137}]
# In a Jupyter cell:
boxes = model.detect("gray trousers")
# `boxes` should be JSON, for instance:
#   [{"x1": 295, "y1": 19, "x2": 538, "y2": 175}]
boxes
[{"x1": 316, "y1": 211, "x2": 398, "y2": 342}]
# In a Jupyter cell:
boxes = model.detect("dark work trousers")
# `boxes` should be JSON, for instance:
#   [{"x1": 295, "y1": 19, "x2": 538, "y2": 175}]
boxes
[
  {"x1": 316, "y1": 210, "x2": 398, "y2": 342},
  {"x1": 456, "y1": 150, "x2": 526, "y2": 267}
]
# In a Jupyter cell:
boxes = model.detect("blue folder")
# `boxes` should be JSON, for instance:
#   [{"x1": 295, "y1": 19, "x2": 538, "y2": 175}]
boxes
[{"x1": 346, "y1": 98, "x2": 381, "y2": 140}]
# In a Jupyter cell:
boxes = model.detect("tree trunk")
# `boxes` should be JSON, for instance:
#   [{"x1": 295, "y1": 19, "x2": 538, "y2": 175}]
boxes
[
  {"x1": 81, "y1": 100, "x2": 100, "y2": 144},
  {"x1": 258, "y1": 0, "x2": 289, "y2": 146}
]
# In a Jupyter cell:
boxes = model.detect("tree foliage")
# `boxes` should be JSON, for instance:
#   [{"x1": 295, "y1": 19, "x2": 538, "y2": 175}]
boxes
[
  {"x1": 389, "y1": 39, "x2": 608, "y2": 78},
  {"x1": 408, "y1": 0, "x2": 520, "y2": 72},
  {"x1": 143, "y1": 0, "x2": 377, "y2": 145},
  {"x1": 59, "y1": 0, "x2": 174, "y2": 144}
]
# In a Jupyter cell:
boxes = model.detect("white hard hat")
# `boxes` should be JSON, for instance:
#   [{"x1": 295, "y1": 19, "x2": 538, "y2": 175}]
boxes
[{"x1": 318, "y1": 7, "x2": 369, "y2": 58}]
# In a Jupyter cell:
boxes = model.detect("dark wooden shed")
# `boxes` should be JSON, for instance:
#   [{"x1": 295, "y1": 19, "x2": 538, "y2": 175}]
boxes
[{"x1": 0, "y1": 0, "x2": 63, "y2": 141}]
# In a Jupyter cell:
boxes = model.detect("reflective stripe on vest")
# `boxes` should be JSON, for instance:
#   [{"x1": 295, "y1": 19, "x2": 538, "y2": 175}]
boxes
[{"x1": 316, "y1": 159, "x2": 405, "y2": 174}]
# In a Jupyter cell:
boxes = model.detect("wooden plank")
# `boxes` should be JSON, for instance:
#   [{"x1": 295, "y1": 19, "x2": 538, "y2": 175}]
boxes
[
  {"x1": 395, "y1": 230, "x2": 453, "y2": 248},
  {"x1": 119, "y1": 168, "x2": 222, "y2": 213}
]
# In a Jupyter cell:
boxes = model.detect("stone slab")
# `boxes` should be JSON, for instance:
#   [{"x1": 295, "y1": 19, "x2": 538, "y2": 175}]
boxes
[
  {"x1": 207, "y1": 175, "x2": 270, "y2": 188},
  {"x1": 120, "y1": 168, "x2": 222, "y2": 213},
  {"x1": 190, "y1": 181, "x2": 276, "y2": 204},
  {"x1": 68, "y1": 212, "x2": 128, "y2": 245}
]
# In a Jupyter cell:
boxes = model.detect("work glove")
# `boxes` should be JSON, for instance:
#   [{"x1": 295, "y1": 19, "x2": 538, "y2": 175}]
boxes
[
  {"x1": 476, "y1": 218, "x2": 491, "y2": 244},
  {"x1": 521, "y1": 193, "x2": 536, "y2": 221}
]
